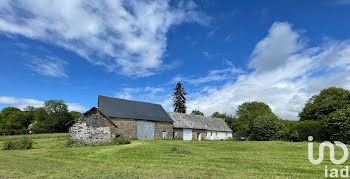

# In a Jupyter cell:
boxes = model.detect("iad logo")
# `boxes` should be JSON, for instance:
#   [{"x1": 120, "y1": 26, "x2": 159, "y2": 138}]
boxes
[
  {"x1": 308, "y1": 136, "x2": 348, "y2": 165},
  {"x1": 308, "y1": 136, "x2": 349, "y2": 178}
]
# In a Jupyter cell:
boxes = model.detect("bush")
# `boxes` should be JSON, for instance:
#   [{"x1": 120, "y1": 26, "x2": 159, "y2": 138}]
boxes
[
  {"x1": 111, "y1": 137, "x2": 131, "y2": 145},
  {"x1": 280, "y1": 120, "x2": 323, "y2": 142},
  {"x1": 0, "y1": 128, "x2": 29, "y2": 135},
  {"x1": 322, "y1": 108, "x2": 350, "y2": 143},
  {"x1": 250, "y1": 114, "x2": 284, "y2": 141},
  {"x1": 3, "y1": 137, "x2": 34, "y2": 150}
]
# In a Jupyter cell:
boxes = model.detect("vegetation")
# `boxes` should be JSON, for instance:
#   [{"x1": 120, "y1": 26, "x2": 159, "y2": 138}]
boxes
[
  {"x1": 191, "y1": 110, "x2": 204, "y2": 116},
  {"x1": 170, "y1": 145, "x2": 191, "y2": 154},
  {"x1": 66, "y1": 137, "x2": 131, "y2": 147},
  {"x1": 0, "y1": 133, "x2": 347, "y2": 178},
  {"x1": 213, "y1": 101, "x2": 281, "y2": 140},
  {"x1": 250, "y1": 114, "x2": 283, "y2": 141},
  {"x1": 173, "y1": 82, "x2": 187, "y2": 113},
  {"x1": 0, "y1": 100, "x2": 81, "y2": 135},
  {"x1": 322, "y1": 107, "x2": 350, "y2": 143},
  {"x1": 299, "y1": 87, "x2": 350, "y2": 121},
  {"x1": 297, "y1": 87, "x2": 350, "y2": 143},
  {"x1": 211, "y1": 87, "x2": 350, "y2": 143},
  {"x1": 3, "y1": 137, "x2": 34, "y2": 150}
]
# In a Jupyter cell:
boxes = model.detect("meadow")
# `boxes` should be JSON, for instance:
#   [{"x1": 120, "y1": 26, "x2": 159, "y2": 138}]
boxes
[{"x1": 0, "y1": 133, "x2": 347, "y2": 178}]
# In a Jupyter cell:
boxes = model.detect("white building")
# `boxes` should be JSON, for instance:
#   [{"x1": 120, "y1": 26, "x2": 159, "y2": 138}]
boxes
[{"x1": 168, "y1": 112, "x2": 233, "y2": 140}]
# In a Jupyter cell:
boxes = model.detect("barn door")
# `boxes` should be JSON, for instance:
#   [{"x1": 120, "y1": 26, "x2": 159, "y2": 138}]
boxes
[
  {"x1": 183, "y1": 129, "x2": 192, "y2": 140},
  {"x1": 137, "y1": 120, "x2": 155, "y2": 139}
]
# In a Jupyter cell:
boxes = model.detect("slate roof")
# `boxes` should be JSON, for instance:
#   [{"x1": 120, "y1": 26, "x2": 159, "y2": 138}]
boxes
[
  {"x1": 168, "y1": 112, "x2": 233, "y2": 132},
  {"x1": 98, "y1": 95, "x2": 173, "y2": 123}
]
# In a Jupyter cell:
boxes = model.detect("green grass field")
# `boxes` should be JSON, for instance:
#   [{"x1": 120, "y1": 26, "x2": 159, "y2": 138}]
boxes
[{"x1": 0, "y1": 133, "x2": 348, "y2": 178}]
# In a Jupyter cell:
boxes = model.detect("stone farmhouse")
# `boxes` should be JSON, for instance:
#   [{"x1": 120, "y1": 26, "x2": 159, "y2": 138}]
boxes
[
  {"x1": 168, "y1": 112, "x2": 233, "y2": 140},
  {"x1": 69, "y1": 95, "x2": 233, "y2": 143}
]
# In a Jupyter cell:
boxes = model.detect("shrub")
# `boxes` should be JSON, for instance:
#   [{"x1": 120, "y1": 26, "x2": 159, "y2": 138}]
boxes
[
  {"x1": 0, "y1": 128, "x2": 29, "y2": 135},
  {"x1": 111, "y1": 137, "x2": 131, "y2": 145},
  {"x1": 250, "y1": 114, "x2": 284, "y2": 141},
  {"x1": 294, "y1": 120, "x2": 323, "y2": 141},
  {"x1": 280, "y1": 120, "x2": 323, "y2": 142},
  {"x1": 3, "y1": 137, "x2": 34, "y2": 150}
]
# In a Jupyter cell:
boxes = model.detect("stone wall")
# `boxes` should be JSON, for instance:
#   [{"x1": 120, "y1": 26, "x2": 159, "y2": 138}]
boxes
[
  {"x1": 69, "y1": 109, "x2": 117, "y2": 143},
  {"x1": 192, "y1": 129, "x2": 206, "y2": 140},
  {"x1": 154, "y1": 122, "x2": 173, "y2": 139},
  {"x1": 110, "y1": 118, "x2": 137, "y2": 139},
  {"x1": 173, "y1": 128, "x2": 183, "y2": 139}
]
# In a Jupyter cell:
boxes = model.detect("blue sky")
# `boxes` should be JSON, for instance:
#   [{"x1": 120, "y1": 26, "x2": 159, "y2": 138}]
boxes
[{"x1": 0, "y1": 0, "x2": 350, "y2": 120}]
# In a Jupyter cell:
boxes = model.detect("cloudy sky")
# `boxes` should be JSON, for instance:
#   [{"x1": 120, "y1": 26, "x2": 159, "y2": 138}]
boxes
[{"x1": 0, "y1": 0, "x2": 350, "y2": 120}]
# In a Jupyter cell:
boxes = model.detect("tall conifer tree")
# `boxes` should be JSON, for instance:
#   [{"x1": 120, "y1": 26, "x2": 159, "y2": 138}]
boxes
[{"x1": 173, "y1": 82, "x2": 187, "y2": 113}]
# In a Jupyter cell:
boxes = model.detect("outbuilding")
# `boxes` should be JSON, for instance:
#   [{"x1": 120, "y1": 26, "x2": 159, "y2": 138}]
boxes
[
  {"x1": 98, "y1": 95, "x2": 173, "y2": 140},
  {"x1": 168, "y1": 112, "x2": 233, "y2": 140}
]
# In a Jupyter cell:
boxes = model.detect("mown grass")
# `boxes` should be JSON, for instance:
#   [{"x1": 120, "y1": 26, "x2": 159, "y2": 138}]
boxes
[{"x1": 0, "y1": 133, "x2": 348, "y2": 178}]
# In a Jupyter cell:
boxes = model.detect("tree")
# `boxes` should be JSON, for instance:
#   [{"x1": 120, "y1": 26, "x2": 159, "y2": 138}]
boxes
[
  {"x1": 322, "y1": 107, "x2": 350, "y2": 143},
  {"x1": 191, "y1": 110, "x2": 204, "y2": 116},
  {"x1": 173, "y1": 82, "x2": 187, "y2": 113},
  {"x1": 0, "y1": 107, "x2": 31, "y2": 134},
  {"x1": 0, "y1": 107, "x2": 21, "y2": 120},
  {"x1": 212, "y1": 112, "x2": 250, "y2": 139},
  {"x1": 299, "y1": 87, "x2": 350, "y2": 121},
  {"x1": 32, "y1": 100, "x2": 74, "y2": 133},
  {"x1": 250, "y1": 114, "x2": 284, "y2": 141},
  {"x1": 44, "y1": 100, "x2": 69, "y2": 116},
  {"x1": 69, "y1": 111, "x2": 82, "y2": 120},
  {"x1": 235, "y1": 101, "x2": 275, "y2": 134}
]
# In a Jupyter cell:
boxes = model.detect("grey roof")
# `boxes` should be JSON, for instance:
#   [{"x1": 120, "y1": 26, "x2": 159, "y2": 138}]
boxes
[
  {"x1": 168, "y1": 112, "x2": 232, "y2": 132},
  {"x1": 98, "y1": 95, "x2": 173, "y2": 123}
]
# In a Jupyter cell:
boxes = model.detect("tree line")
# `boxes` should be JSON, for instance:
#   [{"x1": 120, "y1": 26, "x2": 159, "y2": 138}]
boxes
[
  {"x1": 173, "y1": 82, "x2": 350, "y2": 143},
  {"x1": 0, "y1": 100, "x2": 81, "y2": 135}
]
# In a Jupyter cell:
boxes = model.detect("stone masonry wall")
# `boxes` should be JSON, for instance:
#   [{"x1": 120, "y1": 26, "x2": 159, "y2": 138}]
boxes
[
  {"x1": 69, "y1": 110, "x2": 116, "y2": 143},
  {"x1": 110, "y1": 118, "x2": 137, "y2": 139},
  {"x1": 173, "y1": 128, "x2": 183, "y2": 139},
  {"x1": 154, "y1": 122, "x2": 173, "y2": 139},
  {"x1": 192, "y1": 129, "x2": 206, "y2": 140}
]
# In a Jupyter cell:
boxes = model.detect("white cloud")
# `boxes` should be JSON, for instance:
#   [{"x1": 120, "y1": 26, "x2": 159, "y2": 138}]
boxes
[
  {"x1": 248, "y1": 22, "x2": 304, "y2": 72},
  {"x1": 115, "y1": 87, "x2": 165, "y2": 100},
  {"x1": 66, "y1": 103, "x2": 88, "y2": 112},
  {"x1": 0, "y1": 96, "x2": 87, "y2": 112},
  {"x1": 28, "y1": 56, "x2": 68, "y2": 78},
  {"x1": 0, "y1": 0, "x2": 210, "y2": 77},
  {"x1": 0, "y1": 96, "x2": 44, "y2": 109},
  {"x1": 187, "y1": 22, "x2": 350, "y2": 120},
  {"x1": 173, "y1": 62, "x2": 244, "y2": 85}
]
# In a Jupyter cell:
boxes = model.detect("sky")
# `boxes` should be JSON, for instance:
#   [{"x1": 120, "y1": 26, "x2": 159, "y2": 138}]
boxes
[{"x1": 0, "y1": 0, "x2": 350, "y2": 120}]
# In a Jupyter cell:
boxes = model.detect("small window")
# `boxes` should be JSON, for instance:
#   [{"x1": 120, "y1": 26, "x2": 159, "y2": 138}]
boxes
[{"x1": 210, "y1": 132, "x2": 212, "y2": 136}]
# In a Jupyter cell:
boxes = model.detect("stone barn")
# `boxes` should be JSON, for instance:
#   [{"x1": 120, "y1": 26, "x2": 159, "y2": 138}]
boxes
[
  {"x1": 69, "y1": 107, "x2": 118, "y2": 143},
  {"x1": 98, "y1": 95, "x2": 173, "y2": 140},
  {"x1": 168, "y1": 112, "x2": 233, "y2": 140}
]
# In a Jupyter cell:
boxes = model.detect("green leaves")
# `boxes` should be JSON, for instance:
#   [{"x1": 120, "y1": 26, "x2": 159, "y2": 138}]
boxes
[
  {"x1": 299, "y1": 87, "x2": 350, "y2": 121},
  {"x1": 0, "y1": 100, "x2": 80, "y2": 134},
  {"x1": 251, "y1": 114, "x2": 283, "y2": 141},
  {"x1": 323, "y1": 107, "x2": 350, "y2": 143},
  {"x1": 191, "y1": 110, "x2": 204, "y2": 116}
]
